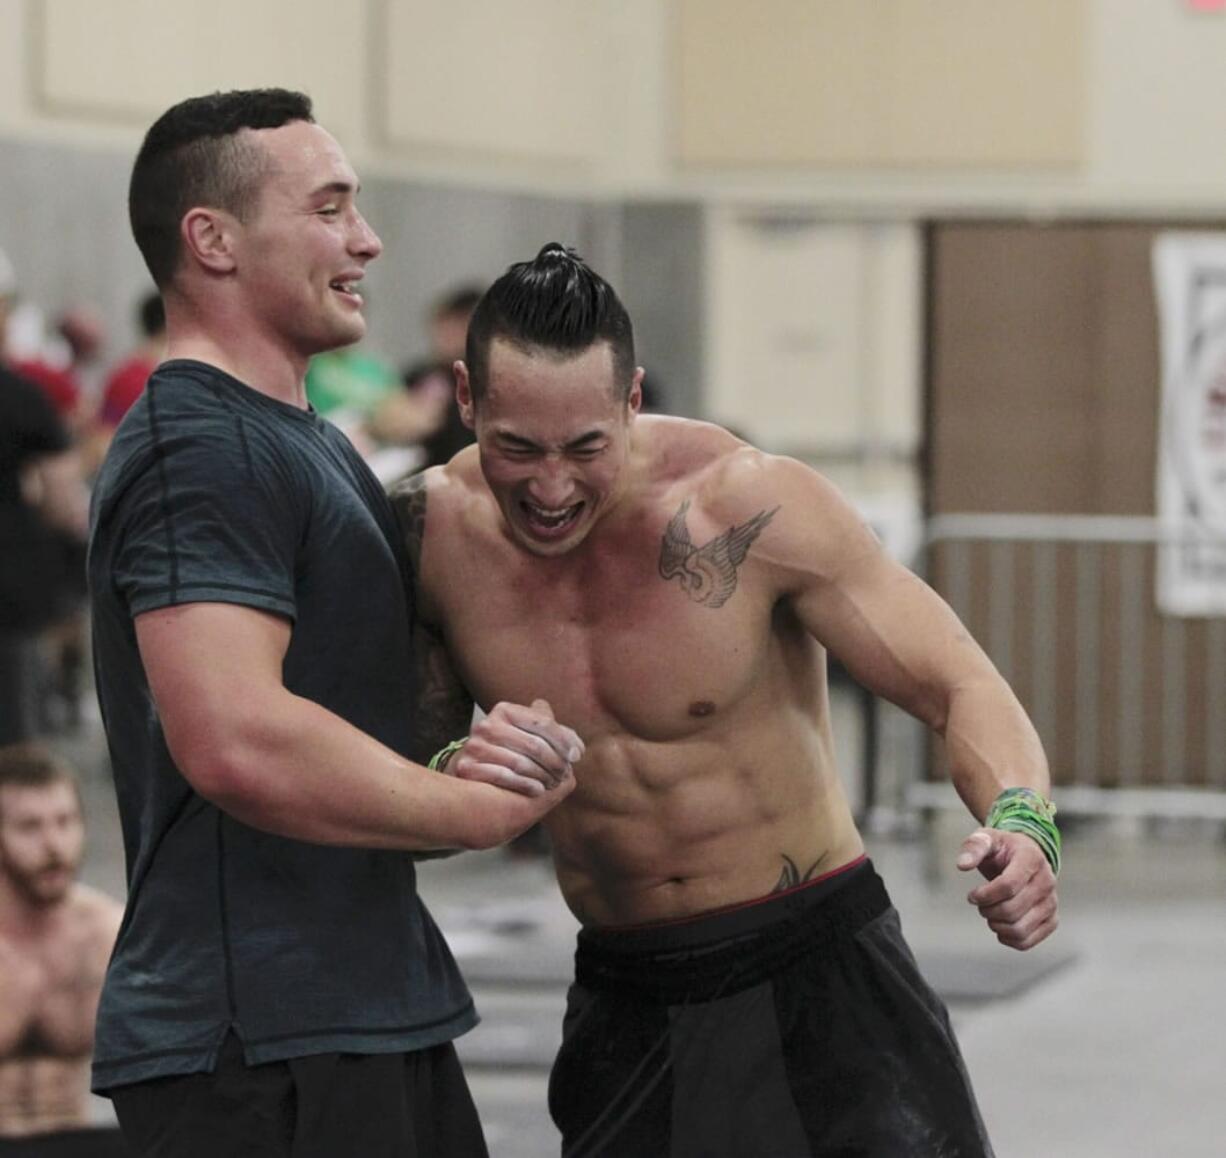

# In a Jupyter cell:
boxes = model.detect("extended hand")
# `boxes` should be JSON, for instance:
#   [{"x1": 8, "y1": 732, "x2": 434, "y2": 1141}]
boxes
[
  {"x1": 957, "y1": 828, "x2": 1059, "y2": 951},
  {"x1": 449, "y1": 699, "x2": 584, "y2": 797}
]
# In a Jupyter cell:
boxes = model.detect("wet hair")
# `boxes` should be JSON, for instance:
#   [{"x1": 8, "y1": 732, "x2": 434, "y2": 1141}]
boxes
[
  {"x1": 0, "y1": 743, "x2": 80, "y2": 818},
  {"x1": 465, "y1": 243, "x2": 635, "y2": 404},
  {"x1": 129, "y1": 88, "x2": 314, "y2": 288},
  {"x1": 138, "y1": 290, "x2": 165, "y2": 339}
]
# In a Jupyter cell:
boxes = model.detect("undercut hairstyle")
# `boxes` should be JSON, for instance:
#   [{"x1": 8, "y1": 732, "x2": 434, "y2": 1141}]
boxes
[
  {"x1": 0, "y1": 743, "x2": 80, "y2": 817},
  {"x1": 465, "y1": 243, "x2": 636, "y2": 404},
  {"x1": 129, "y1": 88, "x2": 315, "y2": 288}
]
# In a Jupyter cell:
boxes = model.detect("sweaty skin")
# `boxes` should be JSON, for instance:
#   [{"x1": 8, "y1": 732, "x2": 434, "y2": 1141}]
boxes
[
  {"x1": 395, "y1": 339, "x2": 1056, "y2": 943},
  {"x1": 0, "y1": 885, "x2": 120, "y2": 1136},
  {"x1": 400, "y1": 418, "x2": 882, "y2": 925}
]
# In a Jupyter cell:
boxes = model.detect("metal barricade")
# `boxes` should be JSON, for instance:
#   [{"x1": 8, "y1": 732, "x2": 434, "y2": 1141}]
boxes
[{"x1": 902, "y1": 514, "x2": 1226, "y2": 820}]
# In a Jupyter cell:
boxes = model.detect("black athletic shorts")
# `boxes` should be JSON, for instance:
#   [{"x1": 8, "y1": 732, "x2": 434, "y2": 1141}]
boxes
[
  {"x1": 549, "y1": 859, "x2": 994, "y2": 1158},
  {"x1": 0, "y1": 1129, "x2": 130, "y2": 1157},
  {"x1": 108, "y1": 1031, "x2": 488, "y2": 1158}
]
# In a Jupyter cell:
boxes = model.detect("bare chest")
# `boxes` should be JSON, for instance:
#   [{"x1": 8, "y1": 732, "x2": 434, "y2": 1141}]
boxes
[
  {"x1": 0, "y1": 931, "x2": 105, "y2": 1058},
  {"x1": 437, "y1": 539, "x2": 774, "y2": 740}
]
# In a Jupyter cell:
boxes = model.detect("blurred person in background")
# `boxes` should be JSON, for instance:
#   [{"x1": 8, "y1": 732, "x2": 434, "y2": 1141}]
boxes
[
  {"x1": 370, "y1": 284, "x2": 482, "y2": 469},
  {"x1": 0, "y1": 249, "x2": 89, "y2": 747},
  {"x1": 9, "y1": 307, "x2": 106, "y2": 436},
  {"x1": 0, "y1": 743, "x2": 127, "y2": 1157},
  {"x1": 85, "y1": 292, "x2": 165, "y2": 475}
]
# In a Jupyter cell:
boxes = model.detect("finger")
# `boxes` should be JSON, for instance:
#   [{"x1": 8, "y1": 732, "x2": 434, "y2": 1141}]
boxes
[
  {"x1": 994, "y1": 910, "x2": 1059, "y2": 952},
  {"x1": 455, "y1": 762, "x2": 548, "y2": 797},
  {"x1": 467, "y1": 729, "x2": 570, "y2": 782},
  {"x1": 489, "y1": 702, "x2": 585, "y2": 764},
  {"x1": 968, "y1": 861, "x2": 1039, "y2": 907},
  {"x1": 985, "y1": 894, "x2": 1058, "y2": 941},
  {"x1": 460, "y1": 739, "x2": 566, "y2": 787},
  {"x1": 956, "y1": 829, "x2": 996, "y2": 872}
]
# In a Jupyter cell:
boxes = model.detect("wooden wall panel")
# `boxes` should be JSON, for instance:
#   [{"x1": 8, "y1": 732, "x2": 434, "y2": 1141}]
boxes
[{"x1": 927, "y1": 221, "x2": 1226, "y2": 789}]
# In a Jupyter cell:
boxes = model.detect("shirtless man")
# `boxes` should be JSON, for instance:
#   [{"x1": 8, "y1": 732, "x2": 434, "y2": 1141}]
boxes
[
  {"x1": 0, "y1": 744, "x2": 127, "y2": 1157},
  {"x1": 392, "y1": 243, "x2": 1061, "y2": 1157}
]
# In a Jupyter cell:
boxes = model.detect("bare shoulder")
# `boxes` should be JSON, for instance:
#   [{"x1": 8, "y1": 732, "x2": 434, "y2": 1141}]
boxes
[
  {"x1": 69, "y1": 885, "x2": 124, "y2": 956},
  {"x1": 671, "y1": 437, "x2": 882, "y2": 589}
]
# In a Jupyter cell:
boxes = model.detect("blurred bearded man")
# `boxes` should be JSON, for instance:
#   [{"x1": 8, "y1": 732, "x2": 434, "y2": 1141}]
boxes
[{"x1": 0, "y1": 744, "x2": 126, "y2": 1156}]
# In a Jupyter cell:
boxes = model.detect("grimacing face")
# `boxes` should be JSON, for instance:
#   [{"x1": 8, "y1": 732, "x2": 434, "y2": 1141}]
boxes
[
  {"x1": 457, "y1": 339, "x2": 643, "y2": 558},
  {"x1": 0, "y1": 781, "x2": 84, "y2": 908}
]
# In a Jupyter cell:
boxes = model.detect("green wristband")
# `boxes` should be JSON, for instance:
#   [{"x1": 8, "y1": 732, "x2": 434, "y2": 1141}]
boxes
[
  {"x1": 428, "y1": 738, "x2": 467, "y2": 772},
  {"x1": 984, "y1": 787, "x2": 1062, "y2": 876}
]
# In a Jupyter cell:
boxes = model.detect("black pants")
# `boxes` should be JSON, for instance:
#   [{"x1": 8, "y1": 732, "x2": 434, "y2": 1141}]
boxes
[
  {"x1": 109, "y1": 1033, "x2": 488, "y2": 1158},
  {"x1": 549, "y1": 861, "x2": 993, "y2": 1158},
  {"x1": 0, "y1": 1129, "x2": 130, "y2": 1157}
]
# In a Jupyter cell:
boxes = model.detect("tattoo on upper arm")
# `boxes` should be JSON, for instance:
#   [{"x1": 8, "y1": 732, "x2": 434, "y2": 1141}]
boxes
[
  {"x1": 389, "y1": 473, "x2": 476, "y2": 760},
  {"x1": 391, "y1": 472, "x2": 428, "y2": 576},
  {"x1": 658, "y1": 499, "x2": 780, "y2": 609},
  {"x1": 774, "y1": 854, "x2": 827, "y2": 893}
]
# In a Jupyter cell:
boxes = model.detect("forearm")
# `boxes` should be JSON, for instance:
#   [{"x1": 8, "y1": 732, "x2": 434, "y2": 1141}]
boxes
[
  {"x1": 183, "y1": 690, "x2": 533, "y2": 851},
  {"x1": 940, "y1": 675, "x2": 1051, "y2": 820}
]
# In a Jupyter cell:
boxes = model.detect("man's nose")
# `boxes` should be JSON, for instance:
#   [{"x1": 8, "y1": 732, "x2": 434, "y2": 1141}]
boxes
[
  {"x1": 351, "y1": 213, "x2": 383, "y2": 261},
  {"x1": 528, "y1": 459, "x2": 574, "y2": 506}
]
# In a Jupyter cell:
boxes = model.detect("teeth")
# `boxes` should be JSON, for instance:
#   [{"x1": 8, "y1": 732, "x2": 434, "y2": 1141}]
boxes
[{"x1": 524, "y1": 501, "x2": 580, "y2": 528}]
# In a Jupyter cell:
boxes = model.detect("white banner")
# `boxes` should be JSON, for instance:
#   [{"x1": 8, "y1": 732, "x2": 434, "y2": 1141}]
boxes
[{"x1": 1152, "y1": 233, "x2": 1226, "y2": 616}]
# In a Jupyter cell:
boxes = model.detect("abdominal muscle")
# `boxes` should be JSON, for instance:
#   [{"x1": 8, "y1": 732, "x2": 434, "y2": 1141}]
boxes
[
  {"x1": 0, "y1": 1055, "x2": 92, "y2": 1137},
  {"x1": 546, "y1": 725, "x2": 865, "y2": 928}
]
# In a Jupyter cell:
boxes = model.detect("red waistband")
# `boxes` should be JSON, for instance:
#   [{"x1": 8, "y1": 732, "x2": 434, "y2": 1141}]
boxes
[{"x1": 600, "y1": 852, "x2": 869, "y2": 935}]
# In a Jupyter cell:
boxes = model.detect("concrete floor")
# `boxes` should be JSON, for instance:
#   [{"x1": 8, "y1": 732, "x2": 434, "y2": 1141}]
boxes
[{"x1": 58, "y1": 720, "x2": 1226, "y2": 1158}]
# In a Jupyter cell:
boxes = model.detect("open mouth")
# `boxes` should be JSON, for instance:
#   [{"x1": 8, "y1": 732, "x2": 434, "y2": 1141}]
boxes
[
  {"x1": 520, "y1": 499, "x2": 584, "y2": 538},
  {"x1": 329, "y1": 279, "x2": 363, "y2": 304}
]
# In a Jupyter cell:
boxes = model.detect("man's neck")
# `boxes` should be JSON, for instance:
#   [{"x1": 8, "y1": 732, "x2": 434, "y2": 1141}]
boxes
[
  {"x1": 0, "y1": 877, "x2": 69, "y2": 939},
  {"x1": 164, "y1": 332, "x2": 311, "y2": 409}
]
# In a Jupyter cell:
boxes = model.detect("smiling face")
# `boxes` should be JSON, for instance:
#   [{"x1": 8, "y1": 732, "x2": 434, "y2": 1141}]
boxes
[
  {"x1": 0, "y1": 781, "x2": 84, "y2": 909},
  {"x1": 458, "y1": 338, "x2": 643, "y2": 557},
  {"x1": 232, "y1": 120, "x2": 382, "y2": 358}
]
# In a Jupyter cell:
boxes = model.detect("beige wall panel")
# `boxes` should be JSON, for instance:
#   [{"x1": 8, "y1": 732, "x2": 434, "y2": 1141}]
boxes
[
  {"x1": 890, "y1": 0, "x2": 1081, "y2": 165},
  {"x1": 707, "y1": 212, "x2": 920, "y2": 455},
  {"x1": 383, "y1": 0, "x2": 601, "y2": 167},
  {"x1": 679, "y1": 0, "x2": 888, "y2": 165},
  {"x1": 678, "y1": 0, "x2": 1083, "y2": 168},
  {"x1": 38, "y1": 0, "x2": 365, "y2": 138},
  {"x1": 0, "y1": 4, "x2": 27, "y2": 131}
]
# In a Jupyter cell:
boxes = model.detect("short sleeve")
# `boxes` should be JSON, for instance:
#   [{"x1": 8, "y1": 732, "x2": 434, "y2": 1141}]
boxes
[{"x1": 110, "y1": 419, "x2": 301, "y2": 621}]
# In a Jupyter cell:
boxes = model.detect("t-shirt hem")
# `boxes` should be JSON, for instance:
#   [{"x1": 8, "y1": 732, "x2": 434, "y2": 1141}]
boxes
[
  {"x1": 127, "y1": 587, "x2": 296, "y2": 621},
  {"x1": 90, "y1": 1003, "x2": 479, "y2": 1095}
]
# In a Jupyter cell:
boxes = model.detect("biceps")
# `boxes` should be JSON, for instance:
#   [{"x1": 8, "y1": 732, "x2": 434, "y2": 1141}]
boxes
[
  {"x1": 797, "y1": 561, "x2": 987, "y2": 726},
  {"x1": 136, "y1": 603, "x2": 291, "y2": 747}
]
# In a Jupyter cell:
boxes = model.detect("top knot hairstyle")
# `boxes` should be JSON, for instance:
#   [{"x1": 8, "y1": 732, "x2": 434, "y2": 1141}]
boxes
[
  {"x1": 464, "y1": 243, "x2": 636, "y2": 404},
  {"x1": 129, "y1": 88, "x2": 315, "y2": 289}
]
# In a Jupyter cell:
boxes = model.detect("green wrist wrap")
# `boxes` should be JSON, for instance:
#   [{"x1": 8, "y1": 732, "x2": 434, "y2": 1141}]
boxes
[
  {"x1": 984, "y1": 787, "x2": 1062, "y2": 876},
  {"x1": 428, "y1": 738, "x2": 467, "y2": 773}
]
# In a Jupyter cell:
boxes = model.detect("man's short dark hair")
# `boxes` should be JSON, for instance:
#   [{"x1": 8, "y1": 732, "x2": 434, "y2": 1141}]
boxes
[
  {"x1": 0, "y1": 743, "x2": 80, "y2": 818},
  {"x1": 129, "y1": 88, "x2": 314, "y2": 288},
  {"x1": 465, "y1": 243, "x2": 636, "y2": 404}
]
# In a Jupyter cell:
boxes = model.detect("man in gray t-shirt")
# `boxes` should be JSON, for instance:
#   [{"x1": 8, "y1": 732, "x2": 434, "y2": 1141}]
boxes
[{"x1": 89, "y1": 88, "x2": 582, "y2": 1158}]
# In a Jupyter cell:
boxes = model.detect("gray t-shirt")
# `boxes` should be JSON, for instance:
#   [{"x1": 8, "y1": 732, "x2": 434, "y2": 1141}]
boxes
[{"x1": 88, "y1": 360, "x2": 475, "y2": 1091}]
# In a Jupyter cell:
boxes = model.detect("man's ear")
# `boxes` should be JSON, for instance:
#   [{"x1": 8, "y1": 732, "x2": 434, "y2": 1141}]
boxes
[
  {"x1": 455, "y1": 361, "x2": 476, "y2": 430},
  {"x1": 627, "y1": 367, "x2": 645, "y2": 417},
  {"x1": 182, "y1": 208, "x2": 238, "y2": 276}
]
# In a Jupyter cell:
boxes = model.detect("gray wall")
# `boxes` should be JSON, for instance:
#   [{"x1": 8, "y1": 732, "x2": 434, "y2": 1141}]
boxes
[{"x1": 0, "y1": 137, "x2": 705, "y2": 406}]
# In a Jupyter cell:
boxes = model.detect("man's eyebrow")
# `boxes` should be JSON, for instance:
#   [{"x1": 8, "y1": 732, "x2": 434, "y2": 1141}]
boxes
[
  {"x1": 564, "y1": 430, "x2": 607, "y2": 449},
  {"x1": 309, "y1": 180, "x2": 359, "y2": 199}
]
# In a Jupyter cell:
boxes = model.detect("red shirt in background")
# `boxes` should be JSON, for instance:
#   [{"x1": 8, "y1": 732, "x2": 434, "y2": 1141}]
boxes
[
  {"x1": 100, "y1": 355, "x2": 158, "y2": 427},
  {"x1": 11, "y1": 357, "x2": 82, "y2": 419}
]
